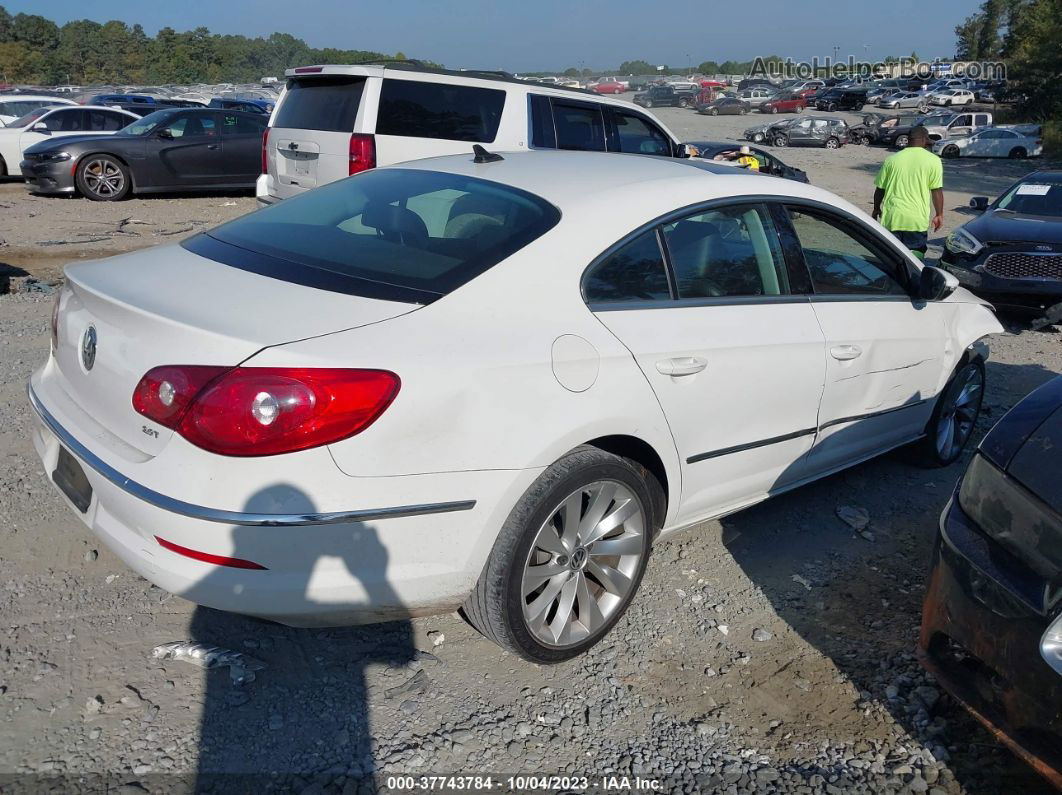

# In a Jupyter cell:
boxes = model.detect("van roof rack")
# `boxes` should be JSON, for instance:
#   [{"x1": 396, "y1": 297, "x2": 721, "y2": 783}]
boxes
[{"x1": 351, "y1": 61, "x2": 594, "y2": 95}]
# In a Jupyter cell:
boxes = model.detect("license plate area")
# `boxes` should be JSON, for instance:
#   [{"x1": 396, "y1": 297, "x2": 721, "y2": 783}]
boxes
[{"x1": 53, "y1": 446, "x2": 92, "y2": 513}]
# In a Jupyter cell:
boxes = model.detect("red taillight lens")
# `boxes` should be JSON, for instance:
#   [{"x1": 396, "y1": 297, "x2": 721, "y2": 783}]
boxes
[
  {"x1": 261, "y1": 127, "x2": 270, "y2": 175},
  {"x1": 133, "y1": 365, "x2": 229, "y2": 428},
  {"x1": 50, "y1": 293, "x2": 60, "y2": 352},
  {"x1": 133, "y1": 366, "x2": 399, "y2": 456},
  {"x1": 349, "y1": 133, "x2": 376, "y2": 176}
]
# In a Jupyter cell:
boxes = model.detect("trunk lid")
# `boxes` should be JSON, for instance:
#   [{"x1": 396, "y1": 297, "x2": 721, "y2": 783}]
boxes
[{"x1": 52, "y1": 243, "x2": 415, "y2": 456}]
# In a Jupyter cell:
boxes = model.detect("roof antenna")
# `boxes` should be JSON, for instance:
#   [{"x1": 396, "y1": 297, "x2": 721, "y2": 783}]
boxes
[{"x1": 472, "y1": 144, "x2": 504, "y2": 163}]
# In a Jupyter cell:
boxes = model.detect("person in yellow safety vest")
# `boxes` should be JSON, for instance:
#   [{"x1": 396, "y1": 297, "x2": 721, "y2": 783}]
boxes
[{"x1": 735, "y1": 145, "x2": 760, "y2": 171}]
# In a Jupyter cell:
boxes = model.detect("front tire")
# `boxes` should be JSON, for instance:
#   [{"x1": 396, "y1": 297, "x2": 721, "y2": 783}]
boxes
[
  {"x1": 769, "y1": 105, "x2": 778, "y2": 114},
  {"x1": 943, "y1": 144, "x2": 960, "y2": 158},
  {"x1": 710, "y1": 108, "x2": 718, "y2": 116},
  {"x1": 895, "y1": 134, "x2": 909, "y2": 149},
  {"x1": 464, "y1": 447, "x2": 658, "y2": 663},
  {"x1": 678, "y1": 97, "x2": 690, "y2": 108},
  {"x1": 774, "y1": 134, "x2": 789, "y2": 147},
  {"x1": 917, "y1": 359, "x2": 985, "y2": 467},
  {"x1": 643, "y1": 99, "x2": 653, "y2": 109},
  {"x1": 76, "y1": 155, "x2": 131, "y2": 201},
  {"x1": 0, "y1": 155, "x2": 7, "y2": 177},
  {"x1": 1009, "y1": 147, "x2": 1027, "y2": 159}
]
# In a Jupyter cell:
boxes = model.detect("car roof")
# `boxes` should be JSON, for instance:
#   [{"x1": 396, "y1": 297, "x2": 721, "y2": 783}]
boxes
[
  {"x1": 0, "y1": 94, "x2": 77, "y2": 103},
  {"x1": 383, "y1": 150, "x2": 830, "y2": 218}
]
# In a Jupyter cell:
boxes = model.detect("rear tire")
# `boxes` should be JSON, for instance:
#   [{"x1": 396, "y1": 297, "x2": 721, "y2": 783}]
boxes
[
  {"x1": 1009, "y1": 147, "x2": 1027, "y2": 159},
  {"x1": 644, "y1": 99, "x2": 653, "y2": 109},
  {"x1": 0, "y1": 155, "x2": 7, "y2": 177},
  {"x1": 678, "y1": 98, "x2": 690, "y2": 108},
  {"x1": 76, "y1": 155, "x2": 131, "y2": 201},
  {"x1": 710, "y1": 108, "x2": 718, "y2": 116},
  {"x1": 916, "y1": 358, "x2": 985, "y2": 467},
  {"x1": 795, "y1": 105, "x2": 804, "y2": 113},
  {"x1": 463, "y1": 447, "x2": 658, "y2": 663},
  {"x1": 770, "y1": 105, "x2": 778, "y2": 114},
  {"x1": 824, "y1": 137, "x2": 840, "y2": 149}
]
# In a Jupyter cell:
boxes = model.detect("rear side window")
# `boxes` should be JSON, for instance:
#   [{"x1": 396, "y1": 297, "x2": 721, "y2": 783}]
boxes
[
  {"x1": 197, "y1": 168, "x2": 559, "y2": 302},
  {"x1": 274, "y1": 76, "x2": 365, "y2": 132},
  {"x1": 376, "y1": 79, "x2": 505, "y2": 143},
  {"x1": 585, "y1": 231, "x2": 670, "y2": 303},
  {"x1": 662, "y1": 204, "x2": 788, "y2": 298},
  {"x1": 87, "y1": 110, "x2": 127, "y2": 131},
  {"x1": 553, "y1": 102, "x2": 606, "y2": 151},
  {"x1": 221, "y1": 113, "x2": 266, "y2": 135}
]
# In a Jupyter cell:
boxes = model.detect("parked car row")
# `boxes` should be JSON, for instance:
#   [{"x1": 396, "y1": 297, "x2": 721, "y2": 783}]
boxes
[{"x1": 744, "y1": 116, "x2": 850, "y2": 149}]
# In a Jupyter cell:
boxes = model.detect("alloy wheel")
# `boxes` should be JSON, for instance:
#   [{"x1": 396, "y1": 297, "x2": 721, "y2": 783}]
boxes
[
  {"x1": 83, "y1": 159, "x2": 124, "y2": 198},
  {"x1": 935, "y1": 365, "x2": 983, "y2": 462},
  {"x1": 521, "y1": 480, "x2": 646, "y2": 648}
]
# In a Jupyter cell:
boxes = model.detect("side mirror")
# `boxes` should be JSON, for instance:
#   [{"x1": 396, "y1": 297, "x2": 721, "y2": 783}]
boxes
[
  {"x1": 918, "y1": 265, "x2": 959, "y2": 301},
  {"x1": 31, "y1": 122, "x2": 51, "y2": 134},
  {"x1": 970, "y1": 196, "x2": 989, "y2": 212},
  {"x1": 157, "y1": 128, "x2": 174, "y2": 140},
  {"x1": 676, "y1": 143, "x2": 698, "y2": 158}
]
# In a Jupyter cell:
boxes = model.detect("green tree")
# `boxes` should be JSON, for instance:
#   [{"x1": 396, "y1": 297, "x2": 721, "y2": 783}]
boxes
[
  {"x1": 0, "y1": 5, "x2": 12, "y2": 43},
  {"x1": 619, "y1": 59, "x2": 654, "y2": 74},
  {"x1": 697, "y1": 60, "x2": 720, "y2": 74}
]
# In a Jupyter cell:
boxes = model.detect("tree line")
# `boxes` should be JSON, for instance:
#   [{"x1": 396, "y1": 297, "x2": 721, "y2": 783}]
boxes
[
  {"x1": 955, "y1": 0, "x2": 1060, "y2": 120},
  {"x1": 0, "y1": 6, "x2": 404, "y2": 85}
]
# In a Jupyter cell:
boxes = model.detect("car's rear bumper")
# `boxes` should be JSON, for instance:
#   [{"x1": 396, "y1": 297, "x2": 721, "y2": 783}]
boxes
[
  {"x1": 918, "y1": 496, "x2": 1062, "y2": 788},
  {"x1": 28, "y1": 378, "x2": 539, "y2": 627},
  {"x1": 20, "y1": 160, "x2": 76, "y2": 194}
]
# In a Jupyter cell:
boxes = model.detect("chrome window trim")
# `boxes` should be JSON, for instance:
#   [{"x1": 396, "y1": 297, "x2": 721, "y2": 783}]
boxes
[{"x1": 28, "y1": 385, "x2": 476, "y2": 527}]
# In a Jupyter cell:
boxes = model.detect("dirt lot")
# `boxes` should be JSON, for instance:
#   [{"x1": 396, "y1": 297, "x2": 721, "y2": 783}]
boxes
[{"x1": 1, "y1": 105, "x2": 1060, "y2": 793}]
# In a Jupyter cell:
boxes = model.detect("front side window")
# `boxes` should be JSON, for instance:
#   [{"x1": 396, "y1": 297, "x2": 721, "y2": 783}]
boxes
[
  {"x1": 786, "y1": 207, "x2": 908, "y2": 296},
  {"x1": 160, "y1": 114, "x2": 215, "y2": 138},
  {"x1": 42, "y1": 109, "x2": 84, "y2": 132},
  {"x1": 584, "y1": 231, "x2": 670, "y2": 303},
  {"x1": 613, "y1": 111, "x2": 670, "y2": 156},
  {"x1": 662, "y1": 204, "x2": 788, "y2": 298},
  {"x1": 199, "y1": 168, "x2": 560, "y2": 301},
  {"x1": 377, "y1": 79, "x2": 505, "y2": 143},
  {"x1": 553, "y1": 102, "x2": 606, "y2": 152}
]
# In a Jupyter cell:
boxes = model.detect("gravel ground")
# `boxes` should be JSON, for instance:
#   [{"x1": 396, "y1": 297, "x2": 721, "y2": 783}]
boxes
[{"x1": 1, "y1": 104, "x2": 1060, "y2": 794}]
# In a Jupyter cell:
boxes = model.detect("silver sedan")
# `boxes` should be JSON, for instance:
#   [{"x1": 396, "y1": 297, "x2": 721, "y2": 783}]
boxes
[{"x1": 878, "y1": 92, "x2": 929, "y2": 110}]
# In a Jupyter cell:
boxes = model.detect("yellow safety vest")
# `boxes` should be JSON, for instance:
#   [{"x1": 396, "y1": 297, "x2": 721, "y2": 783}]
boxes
[{"x1": 737, "y1": 155, "x2": 760, "y2": 171}]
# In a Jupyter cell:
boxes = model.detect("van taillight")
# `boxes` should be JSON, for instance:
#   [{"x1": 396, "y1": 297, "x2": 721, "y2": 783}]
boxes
[
  {"x1": 349, "y1": 134, "x2": 376, "y2": 175},
  {"x1": 261, "y1": 127, "x2": 270, "y2": 175}
]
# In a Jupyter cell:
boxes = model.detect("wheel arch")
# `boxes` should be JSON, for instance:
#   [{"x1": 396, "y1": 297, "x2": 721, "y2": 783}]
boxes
[{"x1": 583, "y1": 434, "x2": 670, "y2": 529}]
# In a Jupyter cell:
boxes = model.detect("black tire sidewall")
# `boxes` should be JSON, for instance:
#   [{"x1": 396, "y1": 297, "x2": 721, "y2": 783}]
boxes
[
  {"x1": 76, "y1": 155, "x2": 130, "y2": 201},
  {"x1": 498, "y1": 452, "x2": 655, "y2": 663}
]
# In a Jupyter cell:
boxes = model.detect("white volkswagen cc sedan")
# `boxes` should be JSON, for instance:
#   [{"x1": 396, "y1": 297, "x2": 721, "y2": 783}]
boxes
[{"x1": 29, "y1": 151, "x2": 1002, "y2": 662}]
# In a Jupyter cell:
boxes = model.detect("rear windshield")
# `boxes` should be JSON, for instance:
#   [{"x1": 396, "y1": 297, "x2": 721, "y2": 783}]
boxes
[
  {"x1": 376, "y1": 79, "x2": 505, "y2": 143},
  {"x1": 192, "y1": 168, "x2": 560, "y2": 303},
  {"x1": 273, "y1": 76, "x2": 365, "y2": 132}
]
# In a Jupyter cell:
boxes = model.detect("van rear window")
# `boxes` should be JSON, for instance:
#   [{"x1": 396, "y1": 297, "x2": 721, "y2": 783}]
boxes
[
  {"x1": 274, "y1": 76, "x2": 365, "y2": 132},
  {"x1": 189, "y1": 168, "x2": 560, "y2": 303},
  {"x1": 376, "y1": 79, "x2": 505, "y2": 143}
]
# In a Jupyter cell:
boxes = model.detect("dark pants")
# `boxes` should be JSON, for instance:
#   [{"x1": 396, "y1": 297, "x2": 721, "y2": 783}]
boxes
[{"x1": 891, "y1": 229, "x2": 928, "y2": 257}]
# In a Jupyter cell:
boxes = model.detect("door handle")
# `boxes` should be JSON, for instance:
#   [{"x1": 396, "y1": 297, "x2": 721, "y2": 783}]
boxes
[
  {"x1": 830, "y1": 344, "x2": 863, "y2": 361},
  {"x1": 207, "y1": 144, "x2": 219, "y2": 150},
  {"x1": 656, "y1": 357, "x2": 707, "y2": 376}
]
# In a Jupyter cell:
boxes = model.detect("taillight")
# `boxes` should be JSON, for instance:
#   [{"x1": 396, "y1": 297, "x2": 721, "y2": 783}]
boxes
[
  {"x1": 349, "y1": 133, "x2": 376, "y2": 176},
  {"x1": 132, "y1": 366, "x2": 399, "y2": 456},
  {"x1": 50, "y1": 292, "x2": 60, "y2": 352},
  {"x1": 261, "y1": 127, "x2": 270, "y2": 175}
]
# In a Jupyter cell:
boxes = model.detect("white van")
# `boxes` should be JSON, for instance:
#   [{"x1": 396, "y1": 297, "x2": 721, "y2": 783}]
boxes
[{"x1": 257, "y1": 63, "x2": 689, "y2": 205}]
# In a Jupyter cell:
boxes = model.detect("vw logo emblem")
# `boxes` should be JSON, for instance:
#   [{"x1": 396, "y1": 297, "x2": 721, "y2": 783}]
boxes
[{"x1": 81, "y1": 326, "x2": 97, "y2": 371}]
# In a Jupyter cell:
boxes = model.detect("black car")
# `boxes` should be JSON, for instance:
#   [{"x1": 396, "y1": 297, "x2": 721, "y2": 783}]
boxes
[
  {"x1": 876, "y1": 113, "x2": 952, "y2": 148},
  {"x1": 940, "y1": 170, "x2": 1062, "y2": 312},
  {"x1": 815, "y1": 89, "x2": 868, "y2": 112},
  {"x1": 847, "y1": 113, "x2": 903, "y2": 145},
  {"x1": 20, "y1": 108, "x2": 266, "y2": 201},
  {"x1": 686, "y1": 140, "x2": 809, "y2": 182},
  {"x1": 695, "y1": 97, "x2": 750, "y2": 116},
  {"x1": 919, "y1": 374, "x2": 1062, "y2": 789},
  {"x1": 633, "y1": 85, "x2": 698, "y2": 109}
]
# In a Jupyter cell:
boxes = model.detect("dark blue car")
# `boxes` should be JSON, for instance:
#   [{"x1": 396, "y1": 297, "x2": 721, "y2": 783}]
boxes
[
  {"x1": 919, "y1": 375, "x2": 1062, "y2": 788},
  {"x1": 207, "y1": 97, "x2": 274, "y2": 114}
]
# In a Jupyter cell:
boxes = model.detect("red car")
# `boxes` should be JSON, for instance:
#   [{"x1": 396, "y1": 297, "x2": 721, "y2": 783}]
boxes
[
  {"x1": 590, "y1": 79, "x2": 626, "y2": 94},
  {"x1": 760, "y1": 93, "x2": 806, "y2": 114},
  {"x1": 699, "y1": 79, "x2": 727, "y2": 89},
  {"x1": 694, "y1": 88, "x2": 717, "y2": 105}
]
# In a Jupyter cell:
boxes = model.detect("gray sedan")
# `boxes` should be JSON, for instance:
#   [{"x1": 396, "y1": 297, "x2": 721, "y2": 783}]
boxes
[{"x1": 878, "y1": 92, "x2": 929, "y2": 110}]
